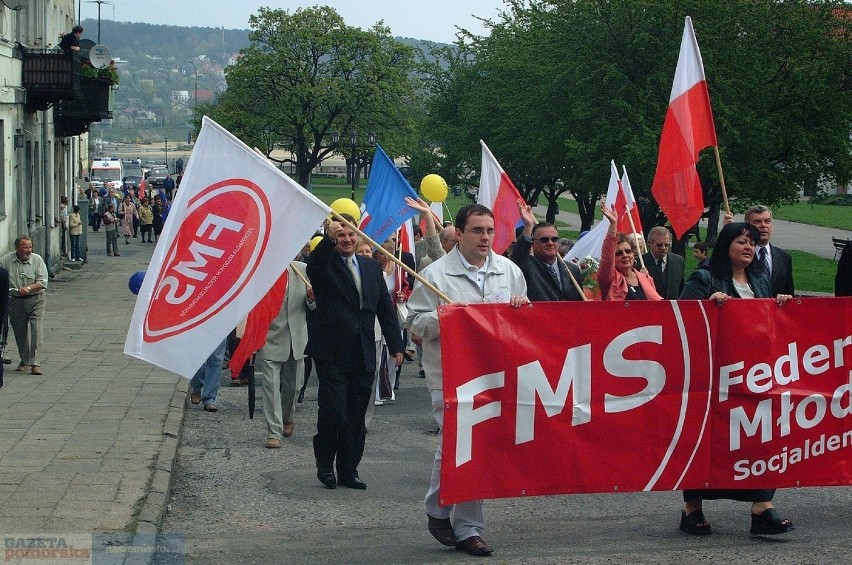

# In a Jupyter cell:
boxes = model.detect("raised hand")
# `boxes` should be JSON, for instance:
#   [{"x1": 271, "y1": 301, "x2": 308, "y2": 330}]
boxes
[
  {"x1": 600, "y1": 201, "x2": 617, "y2": 225},
  {"x1": 517, "y1": 200, "x2": 536, "y2": 227}
]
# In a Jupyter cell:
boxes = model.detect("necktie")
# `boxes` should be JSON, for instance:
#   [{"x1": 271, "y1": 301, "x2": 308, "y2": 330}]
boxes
[
  {"x1": 548, "y1": 263, "x2": 560, "y2": 286},
  {"x1": 756, "y1": 247, "x2": 769, "y2": 276},
  {"x1": 657, "y1": 257, "x2": 665, "y2": 272},
  {"x1": 347, "y1": 256, "x2": 362, "y2": 308}
]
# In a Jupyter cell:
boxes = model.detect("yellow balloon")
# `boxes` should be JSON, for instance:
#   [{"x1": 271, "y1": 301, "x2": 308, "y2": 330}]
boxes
[
  {"x1": 309, "y1": 235, "x2": 324, "y2": 252},
  {"x1": 329, "y1": 198, "x2": 361, "y2": 222},
  {"x1": 420, "y1": 174, "x2": 448, "y2": 203}
]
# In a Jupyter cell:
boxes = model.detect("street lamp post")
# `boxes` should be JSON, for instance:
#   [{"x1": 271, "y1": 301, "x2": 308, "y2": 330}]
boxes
[
  {"x1": 349, "y1": 130, "x2": 357, "y2": 201},
  {"x1": 347, "y1": 130, "x2": 378, "y2": 201},
  {"x1": 187, "y1": 60, "x2": 198, "y2": 107},
  {"x1": 164, "y1": 137, "x2": 169, "y2": 172},
  {"x1": 85, "y1": 0, "x2": 112, "y2": 44}
]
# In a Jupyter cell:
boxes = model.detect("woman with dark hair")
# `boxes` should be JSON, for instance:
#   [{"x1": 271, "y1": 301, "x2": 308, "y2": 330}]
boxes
[
  {"x1": 599, "y1": 203, "x2": 662, "y2": 301},
  {"x1": 678, "y1": 221, "x2": 794, "y2": 536}
]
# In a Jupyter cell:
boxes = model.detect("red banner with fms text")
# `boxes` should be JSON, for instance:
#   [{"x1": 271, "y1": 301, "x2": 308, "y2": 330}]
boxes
[{"x1": 437, "y1": 298, "x2": 851, "y2": 505}]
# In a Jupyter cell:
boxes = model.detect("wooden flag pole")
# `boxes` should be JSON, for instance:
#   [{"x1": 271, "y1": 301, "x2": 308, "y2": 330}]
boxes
[
  {"x1": 625, "y1": 205, "x2": 646, "y2": 271},
  {"x1": 328, "y1": 209, "x2": 453, "y2": 304},
  {"x1": 250, "y1": 146, "x2": 452, "y2": 304},
  {"x1": 556, "y1": 255, "x2": 589, "y2": 301},
  {"x1": 289, "y1": 263, "x2": 310, "y2": 288},
  {"x1": 713, "y1": 146, "x2": 731, "y2": 215}
]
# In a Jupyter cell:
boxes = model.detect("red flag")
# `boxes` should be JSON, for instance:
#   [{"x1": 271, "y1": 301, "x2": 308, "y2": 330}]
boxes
[
  {"x1": 229, "y1": 270, "x2": 289, "y2": 376},
  {"x1": 479, "y1": 140, "x2": 525, "y2": 254},
  {"x1": 138, "y1": 177, "x2": 146, "y2": 201},
  {"x1": 616, "y1": 166, "x2": 643, "y2": 236},
  {"x1": 651, "y1": 16, "x2": 718, "y2": 239}
]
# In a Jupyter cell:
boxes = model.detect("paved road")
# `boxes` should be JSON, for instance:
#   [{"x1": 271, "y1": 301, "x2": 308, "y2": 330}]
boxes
[
  {"x1": 161, "y1": 364, "x2": 852, "y2": 564},
  {"x1": 1, "y1": 209, "x2": 846, "y2": 564}
]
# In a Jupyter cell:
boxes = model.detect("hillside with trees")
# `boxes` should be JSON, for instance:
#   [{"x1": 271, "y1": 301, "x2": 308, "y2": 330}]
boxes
[{"x1": 83, "y1": 18, "x2": 440, "y2": 144}]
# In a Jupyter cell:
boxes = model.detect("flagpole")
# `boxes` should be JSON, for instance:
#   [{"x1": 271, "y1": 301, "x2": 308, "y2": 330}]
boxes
[
  {"x1": 289, "y1": 263, "x2": 310, "y2": 288},
  {"x1": 250, "y1": 146, "x2": 450, "y2": 303},
  {"x1": 713, "y1": 146, "x2": 731, "y2": 215},
  {"x1": 329, "y1": 209, "x2": 453, "y2": 304},
  {"x1": 625, "y1": 205, "x2": 646, "y2": 271},
  {"x1": 556, "y1": 255, "x2": 589, "y2": 302}
]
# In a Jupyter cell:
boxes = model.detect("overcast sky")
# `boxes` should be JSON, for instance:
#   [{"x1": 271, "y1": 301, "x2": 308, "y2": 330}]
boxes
[{"x1": 79, "y1": 0, "x2": 510, "y2": 44}]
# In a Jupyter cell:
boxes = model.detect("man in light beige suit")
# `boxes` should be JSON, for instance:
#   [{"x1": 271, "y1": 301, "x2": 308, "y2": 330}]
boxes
[{"x1": 259, "y1": 261, "x2": 315, "y2": 448}]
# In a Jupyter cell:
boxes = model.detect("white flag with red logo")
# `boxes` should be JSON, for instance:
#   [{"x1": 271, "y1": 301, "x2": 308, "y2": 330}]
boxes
[
  {"x1": 478, "y1": 140, "x2": 525, "y2": 255},
  {"x1": 124, "y1": 116, "x2": 330, "y2": 378},
  {"x1": 651, "y1": 16, "x2": 718, "y2": 239}
]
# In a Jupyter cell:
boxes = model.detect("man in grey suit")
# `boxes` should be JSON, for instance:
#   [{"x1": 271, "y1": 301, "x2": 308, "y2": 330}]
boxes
[
  {"x1": 643, "y1": 226, "x2": 684, "y2": 300},
  {"x1": 258, "y1": 261, "x2": 315, "y2": 449},
  {"x1": 745, "y1": 205, "x2": 794, "y2": 296}
]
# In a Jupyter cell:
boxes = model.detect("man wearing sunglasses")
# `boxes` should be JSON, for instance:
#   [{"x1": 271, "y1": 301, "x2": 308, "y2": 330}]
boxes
[
  {"x1": 510, "y1": 202, "x2": 584, "y2": 301},
  {"x1": 643, "y1": 226, "x2": 684, "y2": 299}
]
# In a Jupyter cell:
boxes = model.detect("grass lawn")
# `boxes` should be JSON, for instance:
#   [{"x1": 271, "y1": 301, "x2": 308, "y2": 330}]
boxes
[{"x1": 771, "y1": 202, "x2": 852, "y2": 231}]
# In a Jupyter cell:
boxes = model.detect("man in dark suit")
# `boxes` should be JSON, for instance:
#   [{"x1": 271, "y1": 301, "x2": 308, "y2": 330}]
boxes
[
  {"x1": 511, "y1": 203, "x2": 584, "y2": 301},
  {"x1": 306, "y1": 216, "x2": 404, "y2": 490},
  {"x1": 745, "y1": 205, "x2": 794, "y2": 296},
  {"x1": 643, "y1": 226, "x2": 684, "y2": 299}
]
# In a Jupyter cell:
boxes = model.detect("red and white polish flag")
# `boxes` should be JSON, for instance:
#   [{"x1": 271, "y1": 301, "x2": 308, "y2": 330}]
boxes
[
  {"x1": 478, "y1": 140, "x2": 526, "y2": 255},
  {"x1": 617, "y1": 166, "x2": 643, "y2": 236},
  {"x1": 651, "y1": 16, "x2": 718, "y2": 240},
  {"x1": 124, "y1": 116, "x2": 330, "y2": 378}
]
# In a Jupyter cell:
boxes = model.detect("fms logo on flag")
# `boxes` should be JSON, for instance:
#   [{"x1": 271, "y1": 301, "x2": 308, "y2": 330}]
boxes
[{"x1": 144, "y1": 179, "x2": 271, "y2": 342}]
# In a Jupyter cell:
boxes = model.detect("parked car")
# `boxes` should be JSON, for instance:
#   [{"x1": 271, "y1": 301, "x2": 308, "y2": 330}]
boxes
[
  {"x1": 146, "y1": 166, "x2": 169, "y2": 189},
  {"x1": 123, "y1": 164, "x2": 144, "y2": 191}
]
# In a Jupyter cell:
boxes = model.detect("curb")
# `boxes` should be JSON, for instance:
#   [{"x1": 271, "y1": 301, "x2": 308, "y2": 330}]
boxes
[{"x1": 131, "y1": 377, "x2": 189, "y2": 564}]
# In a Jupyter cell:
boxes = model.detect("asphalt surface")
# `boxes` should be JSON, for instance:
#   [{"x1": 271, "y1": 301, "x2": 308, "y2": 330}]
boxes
[
  {"x1": 0, "y1": 209, "x2": 847, "y2": 564},
  {"x1": 162, "y1": 363, "x2": 852, "y2": 564}
]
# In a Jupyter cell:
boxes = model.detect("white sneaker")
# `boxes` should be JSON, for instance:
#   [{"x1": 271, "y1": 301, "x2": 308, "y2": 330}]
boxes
[{"x1": 374, "y1": 400, "x2": 384, "y2": 406}]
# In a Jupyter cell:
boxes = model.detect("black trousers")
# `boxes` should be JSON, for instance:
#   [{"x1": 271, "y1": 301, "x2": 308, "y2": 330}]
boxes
[{"x1": 312, "y1": 359, "x2": 372, "y2": 480}]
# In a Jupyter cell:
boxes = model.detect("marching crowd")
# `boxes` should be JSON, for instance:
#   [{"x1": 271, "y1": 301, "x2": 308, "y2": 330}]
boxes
[
  {"x1": 184, "y1": 193, "x2": 845, "y2": 557},
  {"x1": 84, "y1": 177, "x2": 173, "y2": 256},
  {"x1": 3, "y1": 183, "x2": 846, "y2": 557}
]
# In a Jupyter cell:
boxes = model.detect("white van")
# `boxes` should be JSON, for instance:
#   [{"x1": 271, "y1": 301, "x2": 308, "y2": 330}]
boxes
[{"x1": 90, "y1": 158, "x2": 124, "y2": 192}]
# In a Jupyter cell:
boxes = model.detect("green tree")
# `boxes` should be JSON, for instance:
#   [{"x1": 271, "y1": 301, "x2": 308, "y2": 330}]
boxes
[
  {"x1": 420, "y1": 0, "x2": 851, "y2": 234},
  {"x1": 205, "y1": 6, "x2": 418, "y2": 187}
]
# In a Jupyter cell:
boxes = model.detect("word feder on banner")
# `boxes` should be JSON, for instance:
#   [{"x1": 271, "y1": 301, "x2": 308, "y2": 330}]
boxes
[{"x1": 437, "y1": 298, "x2": 851, "y2": 505}]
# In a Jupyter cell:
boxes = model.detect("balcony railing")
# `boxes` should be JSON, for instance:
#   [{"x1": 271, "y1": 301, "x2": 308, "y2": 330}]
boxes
[
  {"x1": 22, "y1": 49, "x2": 81, "y2": 111},
  {"x1": 54, "y1": 78, "x2": 113, "y2": 137}
]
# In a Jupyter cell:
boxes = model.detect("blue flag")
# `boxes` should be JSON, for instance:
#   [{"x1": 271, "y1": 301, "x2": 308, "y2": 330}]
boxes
[{"x1": 358, "y1": 144, "x2": 419, "y2": 245}]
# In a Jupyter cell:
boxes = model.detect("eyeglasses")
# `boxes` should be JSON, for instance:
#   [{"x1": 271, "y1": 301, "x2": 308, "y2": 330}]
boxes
[
  {"x1": 653, "y1": 242, "x2": 671, "y2": 249},
  {"x1": 464, "y1": 227, "x2": 496, "y2": 236},
  {"x1": 535, "y1": 236, "x2": 560, "y2": 244},
  {"x1": 615, "y1": 249, "x2": 634, "y2": 256}
]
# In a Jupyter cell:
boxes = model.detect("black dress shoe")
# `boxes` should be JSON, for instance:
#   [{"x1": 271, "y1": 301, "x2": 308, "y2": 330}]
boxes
[
  {"x1": 455, "y1": 535, "x2": 493, "y2": 556},
  {"x1": 317, "y1": 469, "x2": 336, "y2": 489},
  {"x1": 427, "y1": 514, "x2": 456, "y2": 546},
  {"x1": 338, "y1": 475, "x2": 367, "y2": 489},
  {"x1": 297, "y1": 390, "x2": 305, "y2": 403}
]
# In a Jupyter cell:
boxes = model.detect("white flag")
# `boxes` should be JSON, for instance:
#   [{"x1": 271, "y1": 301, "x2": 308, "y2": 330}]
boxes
[
  {"x1": 565, "y1": 161, "x2": 620, "y2": 264},
  {"x1": 124, "y1": 116, "x2": 330, "y2": 378}
]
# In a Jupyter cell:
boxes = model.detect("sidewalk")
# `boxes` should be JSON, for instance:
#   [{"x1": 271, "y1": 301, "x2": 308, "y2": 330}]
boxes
[
  {"x1": 535, "y1": 196, "x2": 852, "y2": 260},
  {"x1": 0, "y1": 229, "x2": 183, "y2": 546}
]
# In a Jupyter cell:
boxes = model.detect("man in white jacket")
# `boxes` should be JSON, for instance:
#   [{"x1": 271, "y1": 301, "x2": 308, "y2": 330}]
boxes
[{"x1": 407, "y1": 204, "x2": 528, "y2": 557}]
